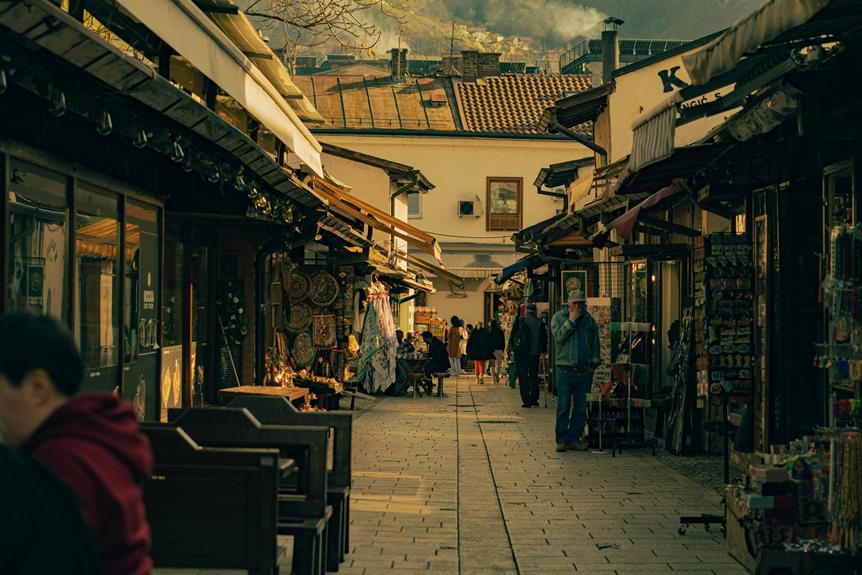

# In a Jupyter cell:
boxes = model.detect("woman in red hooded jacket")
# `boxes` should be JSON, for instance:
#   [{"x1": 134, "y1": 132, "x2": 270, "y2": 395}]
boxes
[{"x1": 0, "y1": 313, "x2": 153, "y2": 575}]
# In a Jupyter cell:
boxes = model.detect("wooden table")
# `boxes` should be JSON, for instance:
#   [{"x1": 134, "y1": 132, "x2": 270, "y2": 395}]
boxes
[{"x1": 217, "y1": 385, "x2": 309, "y2": 405}]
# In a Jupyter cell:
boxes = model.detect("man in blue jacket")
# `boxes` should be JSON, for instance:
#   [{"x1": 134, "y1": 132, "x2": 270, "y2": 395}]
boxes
[{"x1": 551, "y1": 289, "x2": 601, "y2": 452}]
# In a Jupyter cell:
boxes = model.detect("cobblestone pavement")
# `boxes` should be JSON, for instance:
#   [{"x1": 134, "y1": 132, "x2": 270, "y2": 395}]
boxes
[{"x1": 341, "y1": 376, "x2": 748, "y2": 575}]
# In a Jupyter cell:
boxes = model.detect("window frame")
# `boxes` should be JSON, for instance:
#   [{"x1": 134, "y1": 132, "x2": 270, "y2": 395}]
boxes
[
  {"x1": 407, "y1": 191, "x2": 422, "y2": 219},
  {"x1": 486, "y1": 177, "x2": 523, "y2": 231}
]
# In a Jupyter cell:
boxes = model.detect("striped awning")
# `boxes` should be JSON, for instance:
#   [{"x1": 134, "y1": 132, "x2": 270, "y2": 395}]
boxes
[
  {"x1": 629, "y1": 100, "x2": 677, "y2": 173},
  {"x1": 682, "y1": 0, "x2": 830, "y2": 86}
]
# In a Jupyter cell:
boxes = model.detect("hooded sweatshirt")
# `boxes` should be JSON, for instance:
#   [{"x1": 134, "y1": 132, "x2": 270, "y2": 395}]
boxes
[{"x1": 20, "y1": 392, "x2": 153, "y2": 575}]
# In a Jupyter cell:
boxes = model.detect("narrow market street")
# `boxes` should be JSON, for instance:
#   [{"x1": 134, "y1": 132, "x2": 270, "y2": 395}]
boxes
[{"x1": 341, "y1": 376, "x2": 746, "y2": 575}]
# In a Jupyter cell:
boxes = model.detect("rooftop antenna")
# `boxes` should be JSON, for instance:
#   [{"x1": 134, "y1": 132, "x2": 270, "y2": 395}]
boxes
[{"x1": 448, "y1": 19, "x2": 455, "y2": 75}]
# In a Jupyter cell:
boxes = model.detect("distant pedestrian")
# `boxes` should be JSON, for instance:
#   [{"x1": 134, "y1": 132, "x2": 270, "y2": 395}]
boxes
[
  {"x1": 0, "y1": 312, "x2": 154, "y2": 575},
  {"x1": 446, "y1": 316, "x2": 464, "y2": 376},
  {"x1": 488, "y1": 320, "x2": 506, "y2": 384},
  {"x1": 551, "y1": 289, "x2": 601, "y2": 452},
  {"x1": 509, "y1": 303, "x2": 547, "y2": 407},
  {"x1": 467, "y1": 322, "x2": 493, "y2": 384}
]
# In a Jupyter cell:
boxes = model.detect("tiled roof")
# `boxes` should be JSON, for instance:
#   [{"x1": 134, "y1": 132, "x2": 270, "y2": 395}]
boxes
[
  {"x1": 292, "y1": 72, "x2": 593, "y2": 135},
  {"x1": 458, "y1": 74, "x2": 592, "y2": 134}
]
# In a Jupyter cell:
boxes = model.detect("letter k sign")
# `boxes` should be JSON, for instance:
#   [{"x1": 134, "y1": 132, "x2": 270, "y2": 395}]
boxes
[{"x1": 658, "y1": 66, "x2": 689, "y2": 93}]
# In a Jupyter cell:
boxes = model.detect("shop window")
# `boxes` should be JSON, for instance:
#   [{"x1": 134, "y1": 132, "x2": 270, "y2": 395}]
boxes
[
  {"x1": 75, "y1": 184, "x2": 120, "y2": 371},
  {"x1": 407, "y1": 192, "x2": 422, "y2": 218},
  {"x1": 487, "y1": 177, "x2": 522, "y2": 231},
  {"x1": 6, "y1": 160, "x2": 69, "y2": 321},
  {"x1": 124, "y1": 201, "x2": 160, "y2": 361}
]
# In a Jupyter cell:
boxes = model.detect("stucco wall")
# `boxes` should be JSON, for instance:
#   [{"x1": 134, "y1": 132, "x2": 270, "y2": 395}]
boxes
[
  {"x1": 316, "y1": 134, "x2": 590, "y2": 244},
  {"x1": 606, "y1": 48, "x2": 738, "y2": 164}
]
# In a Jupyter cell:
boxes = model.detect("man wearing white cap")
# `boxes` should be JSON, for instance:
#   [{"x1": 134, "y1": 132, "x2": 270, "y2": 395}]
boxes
[{"x1": 551, "y1": 288, "x2": 601, "y2": 451}]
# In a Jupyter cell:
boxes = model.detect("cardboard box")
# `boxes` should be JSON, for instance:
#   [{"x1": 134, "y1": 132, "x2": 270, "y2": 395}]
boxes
[{"x1": 750, "y1": 465, "x2": 789, "y2": 483}]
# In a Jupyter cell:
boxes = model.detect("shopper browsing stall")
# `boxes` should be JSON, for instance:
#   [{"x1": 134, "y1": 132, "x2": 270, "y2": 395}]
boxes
[{"x1": 551, "y1": 290, "x2": 601, "y2": 452}]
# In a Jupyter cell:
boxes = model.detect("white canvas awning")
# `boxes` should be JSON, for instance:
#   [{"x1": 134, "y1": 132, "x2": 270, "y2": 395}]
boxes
[
  {"x1": 114, "y1": 0, "x2": 323, "y2": 176},
  {"x1": 629, "y1": 97, "x2": 679, "y2": 173},
  {"x1": 682, "y1": 0, "x2": 830, "y2": 86}
]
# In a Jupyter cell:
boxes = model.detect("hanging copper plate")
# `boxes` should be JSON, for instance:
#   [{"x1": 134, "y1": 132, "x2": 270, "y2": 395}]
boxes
[
  {"x1": 286, "y1": 302, "x2": 313, "y2": 332},
  {"x1": 284, "y1": 271, "x2": 310, "y2": 301},
  {"x1": 292, "y1": 332, "x2": 315, "y2": 368},
  {"x1": 308, "y1": 271, "x2": 340, "y2": 307}
]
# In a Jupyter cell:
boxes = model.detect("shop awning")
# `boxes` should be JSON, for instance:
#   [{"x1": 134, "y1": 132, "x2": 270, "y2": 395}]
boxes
[
  {"x1": 629, "y1": 102, "x2": 677, "y2": 173},
  {"x1": 495, "y1": 254, "x2": 543, "y2": 285},
  {"x1": 113, "y1": 0, "x2": 324, "y2": 176},
  {"x1": 317, "y1": 215, "x2": 374, "y2": 251},
  {"x1": 538, "y1": 83, "x2": 613, "y2": 132},
  {"x1": 395, "y1": 251, "x2": 465, "y2": 287},
  {"x1": 0, "y1": 0, "x2": 323, "y2": 209},
  {"x1": 199, "y1": 0, "x2": 323, "y2": 124},
  {"x1": 577, "y1": 191, "x2": 651, "y2": 221},
  {"x1": 321, "y1": 143, "x2": 434, "y2": 192},
  {"x1": 615, "y1": 145, "x2": 714, "y2": 196},
  {"x1": 593, "y1": 184, "x2": 686, "y2": 246},
  {"x1": 313, "y1": 177, "x2": 443, "y2": 263},
  {"x1": 681, "y1": 0, "x2": 830, "y2": 86},
  {"x1": 534, "y1": 157, "x2": 594, "y2": 191}
]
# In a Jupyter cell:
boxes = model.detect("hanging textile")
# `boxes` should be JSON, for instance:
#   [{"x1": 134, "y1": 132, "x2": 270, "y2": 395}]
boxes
[{"x1": 356, "y1": 280, "x2": 397, "y2": 393}]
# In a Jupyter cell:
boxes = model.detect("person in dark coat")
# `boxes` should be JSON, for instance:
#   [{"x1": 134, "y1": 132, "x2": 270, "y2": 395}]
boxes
[
  {"x1": 0, "y1": 313, "x2": 153, "y2": 575},
  {"x1": 488, "y1": 320, "x2": 506, "y2": 384},
  {"x1": 467, "y1": 322, "x2": 494, "y2": 384},
  {"x1": 0, "y1": 444, "x2": 102, "y2": 574},
  {"x1": 421, "y1": 331, "x2": 450, "y2": 388},
  {"x1": 508, "y1": 303, "x2": 548, "y2": 407}
]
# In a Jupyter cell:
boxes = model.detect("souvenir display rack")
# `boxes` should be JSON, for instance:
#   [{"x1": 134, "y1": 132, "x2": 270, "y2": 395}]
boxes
[
  {"x1": 694, "y1": 233, "x2": 754, "y2": 452},
  {"x1": 590, "y1": 321, "x2": 655, "y2": 455}
]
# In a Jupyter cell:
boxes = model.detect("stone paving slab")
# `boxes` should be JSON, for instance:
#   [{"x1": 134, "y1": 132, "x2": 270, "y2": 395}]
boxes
[{"x1": 155, "y1": 376, "x2": 747, "y2": 575}]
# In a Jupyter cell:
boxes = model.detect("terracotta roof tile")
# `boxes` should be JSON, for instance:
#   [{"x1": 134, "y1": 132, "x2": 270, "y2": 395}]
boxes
[{"x1": 457, "y1": 74, "x2": 592, "y2": 135}]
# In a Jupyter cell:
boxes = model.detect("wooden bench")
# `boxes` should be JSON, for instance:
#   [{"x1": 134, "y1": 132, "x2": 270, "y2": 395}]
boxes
[
  {"x1": 168, "y1": 408, "x2": 331, "y2": 575},
  {"x1": 432, "y1": 372, "x2": 450, "y2": 397},
  {"x1": 140, "y1": 424, "x2": 285, "y2": 575},
  {"x1": 228, "y1": 395, "x2": 352, "y2": 571}
]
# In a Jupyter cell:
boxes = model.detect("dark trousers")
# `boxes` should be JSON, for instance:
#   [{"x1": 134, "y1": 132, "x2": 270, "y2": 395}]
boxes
[{"x1": 515, "y1": 353, "x2": 540, "y2": 405}]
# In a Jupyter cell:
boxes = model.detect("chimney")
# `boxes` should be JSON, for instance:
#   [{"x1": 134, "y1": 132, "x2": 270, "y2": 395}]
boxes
[
  {"x1": 389, "y1": 48, "x2": 408, "y2": 81},
  {"x1": 477, "y1": 53, "x2": 501, "y2": 79},
  {"x1": 601, "y1": 17, "x2": 623, "y2": 84},
  {"x1": 461, "y1": 50, "x2": 479, "y2": 82}
]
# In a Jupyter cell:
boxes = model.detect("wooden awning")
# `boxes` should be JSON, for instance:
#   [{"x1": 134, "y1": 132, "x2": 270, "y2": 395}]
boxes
[{"x1": 313, "y1": 177, "x2": 443, "y2": 264}]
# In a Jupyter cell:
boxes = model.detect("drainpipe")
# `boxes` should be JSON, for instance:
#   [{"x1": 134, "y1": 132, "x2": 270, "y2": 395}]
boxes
[
  {"x1": 550, "y1": 118, "x2": 608, "y2": 165},
  {"x1": 254, "y1": 229, "x2": 290, "y2": 386}
]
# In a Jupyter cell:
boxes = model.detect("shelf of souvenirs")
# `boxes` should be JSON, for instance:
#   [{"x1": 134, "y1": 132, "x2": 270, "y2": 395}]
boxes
[{"x1": 266, "y1": 365, "x2": 342, "y2": 392}]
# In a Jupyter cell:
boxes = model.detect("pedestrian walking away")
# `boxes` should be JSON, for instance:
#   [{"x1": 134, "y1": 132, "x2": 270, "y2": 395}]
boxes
[
  {"x1": 488, "y1": 320, "x2": 506, "y2": 384},
  {"x1": 509, "y1": 303, "x2": 547, "y2": 407},
  {"x1": 467, "y1": 322, "x2": 493, "y2": 384},
  {"x1": 446, "y1": 316, "x2": 464, "y2": 376},
  {"x1": 0, "y1": 312, "x2": 154, "y2": 575},
  {"x1": 551, "y1": 289, "x2": 601, "y2": 452}
]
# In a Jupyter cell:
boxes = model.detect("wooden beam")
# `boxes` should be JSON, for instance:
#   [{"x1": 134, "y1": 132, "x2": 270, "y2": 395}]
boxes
[
  {"x1": 638, "y1": 215, "x2": 701, "y2": 238},
  {"x1": 193, "y1": 2, "x2": 239, "y2": 14},
  {"x1": 243, "y1": 51, "x2": 274, "y2": 60}
]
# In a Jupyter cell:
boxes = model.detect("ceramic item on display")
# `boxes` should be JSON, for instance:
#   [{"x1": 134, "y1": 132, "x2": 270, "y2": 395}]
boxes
[
  {"x1": 286, "y1": 271, "x2": 310, "y2": 301},
  {"x1": 292, "y1": 332, "x2": 315, "y2": 368},
  {"x1": 309, "y1": 271, "x2": 340, "y2": 306},
  {"x1": 313, "y1": 314, "x2": 337, "y2": 348},
  {"x1": 286, "y1": 302, "x2": 313, "y2": 332}
]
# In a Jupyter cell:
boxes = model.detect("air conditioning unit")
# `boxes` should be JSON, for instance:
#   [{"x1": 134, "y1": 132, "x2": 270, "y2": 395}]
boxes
[{"x1": 458, "y1": 197, "x2": 482, "y2": 218}]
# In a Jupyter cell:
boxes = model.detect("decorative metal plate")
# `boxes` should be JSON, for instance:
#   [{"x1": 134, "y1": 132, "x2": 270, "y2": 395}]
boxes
[
  {"x1": 291, "y1": 332, "x2": 315, "y2": 369},
  {"x1": 308, "y1": 271, "x2": 340, "y2": 307},
  {"x1": 286, "y1": 302, "x2": 313, "y2": 332},
  {"x1": 286, "y1": 272, "x2": 310, "y2": 301}
]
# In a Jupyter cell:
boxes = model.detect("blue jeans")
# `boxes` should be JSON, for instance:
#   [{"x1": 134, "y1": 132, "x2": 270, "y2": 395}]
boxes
[{"x1": 555, "y1": 366, "x2": 593, "y2": 444}]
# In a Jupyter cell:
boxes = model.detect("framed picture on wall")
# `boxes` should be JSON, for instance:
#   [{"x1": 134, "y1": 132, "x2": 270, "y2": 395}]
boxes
[{"x1": 561, "y1": 270, "x2": 588, "y2": 302}]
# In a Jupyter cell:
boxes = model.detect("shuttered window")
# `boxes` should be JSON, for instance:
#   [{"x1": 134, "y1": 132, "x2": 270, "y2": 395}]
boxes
[{"x1": 487, "y1": 177, "x2": 522, "y2": 231}]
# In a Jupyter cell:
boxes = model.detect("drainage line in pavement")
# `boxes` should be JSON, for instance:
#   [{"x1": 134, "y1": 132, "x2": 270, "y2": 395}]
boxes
[
  {"x1": 455, "y1": 379, "x2": 463, "y2": 575},
  {"x1": 467, "y1": 382, "x2": 522, "y2": 575}
]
